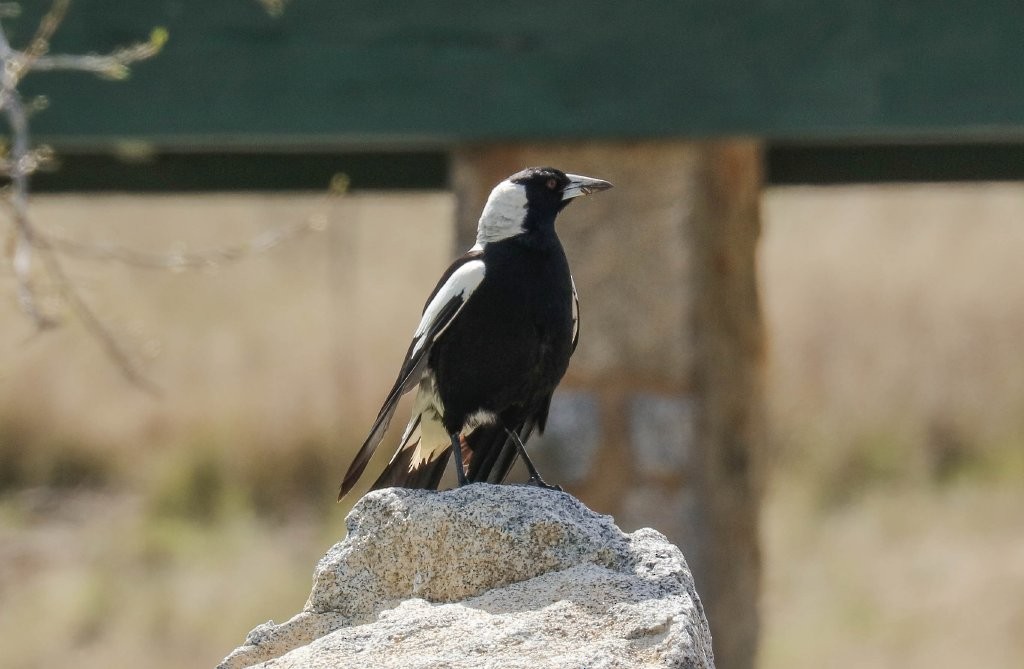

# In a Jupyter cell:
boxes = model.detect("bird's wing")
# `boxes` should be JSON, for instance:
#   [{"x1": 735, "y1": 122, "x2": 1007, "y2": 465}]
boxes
[
  {"x1": 338, "y1": 250, "x2": 485, "y2": 499},
  {"x1": 571, "y1": 274, "x2": 580, "y2": 355}
]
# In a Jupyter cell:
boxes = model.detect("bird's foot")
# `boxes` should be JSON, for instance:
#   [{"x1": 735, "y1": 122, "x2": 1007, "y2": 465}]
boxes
[
  {"x1": 450, "y1": 433, "x2": 469, "y2": 486},
  {"x1": 525, "y1": 475, "x2": 563, "y2": 492}
]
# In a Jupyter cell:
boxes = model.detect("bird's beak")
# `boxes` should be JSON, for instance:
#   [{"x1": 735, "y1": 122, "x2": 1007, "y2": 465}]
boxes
[{"x1": 561, "y1": 174, "x2": 613, "y2": 201}]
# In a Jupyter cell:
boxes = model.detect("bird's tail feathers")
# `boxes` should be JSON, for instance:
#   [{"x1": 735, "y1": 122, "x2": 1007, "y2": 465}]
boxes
[
  {"x1": 370, "y1": 440, "x2": 451, "y2": 491},
  {"x1": 465, "y1": 418, "x2": 536, "y2": 484},
  {"x1": 338, "y1": 403, "x2": 398, "y2": 500},
  {"x1": 370, "y1": 405, "x2": 452, "y2": 491}
]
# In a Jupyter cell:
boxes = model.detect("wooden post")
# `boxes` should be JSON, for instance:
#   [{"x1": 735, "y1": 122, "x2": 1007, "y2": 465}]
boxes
[{"x1": 452, "y1": 141, "x2": 765, "y2": 669}]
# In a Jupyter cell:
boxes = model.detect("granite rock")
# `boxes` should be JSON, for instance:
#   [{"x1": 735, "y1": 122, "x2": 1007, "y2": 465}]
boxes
[{"x1": 218, "y1": 484, "x2": 714, "y2": 669}]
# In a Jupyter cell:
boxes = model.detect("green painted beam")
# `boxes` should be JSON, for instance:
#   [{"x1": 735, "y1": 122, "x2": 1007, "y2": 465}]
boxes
[{"x1": 13, "y1": 1, "x2": 1024, "y2": 149}]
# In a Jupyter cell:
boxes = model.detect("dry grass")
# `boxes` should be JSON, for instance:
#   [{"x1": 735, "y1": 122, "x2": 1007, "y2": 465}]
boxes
[
  {"x1": 762, "y1": 184, "x2": 1024, "y2": 501},
  {"x1": 760, "y1": 481, "x2": 1024, "y2": 669},
  {"x1": 759, "y1": 184, "x2": 1024, "y2": 669},
  {"x1": 0, "y1": 192, "x2": 453, "y2": 495},
  {"x1": 0, "y1": 192, "x2": 455, "y2": 668},
  {"x1": 0, "y1": 490, "x2": 327, "y2": 669},
  {"x1": 0, "y1": 185, "x2": 1022, "y2": 668}
]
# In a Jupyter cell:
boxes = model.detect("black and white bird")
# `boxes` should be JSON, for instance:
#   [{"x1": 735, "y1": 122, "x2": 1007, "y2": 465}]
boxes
[{"x1": 338, "y1": 167, "x2": 611, "y2": 500}]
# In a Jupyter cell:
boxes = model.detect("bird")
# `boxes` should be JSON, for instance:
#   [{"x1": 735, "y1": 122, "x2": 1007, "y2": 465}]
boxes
[{"x1": 338, "y1": 166, "x2": 612, "y2": 500}]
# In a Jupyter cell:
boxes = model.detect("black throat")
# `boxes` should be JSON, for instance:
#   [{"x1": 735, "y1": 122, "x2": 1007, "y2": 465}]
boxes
[{"x1": 517, "y1": 208, "x2": 565, "y2": 251}]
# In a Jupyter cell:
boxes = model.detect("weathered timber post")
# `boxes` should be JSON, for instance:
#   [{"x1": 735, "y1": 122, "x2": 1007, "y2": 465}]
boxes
[{"x1": 452, "y1": 141, "x2": 765, "y2": 669}]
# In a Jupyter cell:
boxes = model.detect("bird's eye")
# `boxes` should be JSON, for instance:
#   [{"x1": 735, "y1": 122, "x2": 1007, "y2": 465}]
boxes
[{"x1": 546, "y1": 178, "x2": 558, "y2": 191}]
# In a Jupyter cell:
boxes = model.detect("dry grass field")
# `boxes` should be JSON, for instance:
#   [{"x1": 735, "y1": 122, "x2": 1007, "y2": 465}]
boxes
[
  {"x1": 760, "y1": 185, "x2": 1024, "y2": 669},
  {"x1": 0, "y1": 185, "x2": 1022, "y2": 668}
]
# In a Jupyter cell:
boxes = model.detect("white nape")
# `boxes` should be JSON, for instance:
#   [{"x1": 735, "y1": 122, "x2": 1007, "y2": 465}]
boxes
[{"x1": 475, "y1": 179, "x2": 528, "y2": 247}]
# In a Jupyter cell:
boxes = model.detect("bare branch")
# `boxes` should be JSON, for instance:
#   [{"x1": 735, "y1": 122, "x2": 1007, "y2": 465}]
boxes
[
  {"x1": 22, "y1": 0, "x2": 68, "y2": 59},
  {"x1": 0, "y1": 72, "x2": 151, "y2": 388},
  {"x1": 0, "y1": 1, "x2": 331, "y2": 393},
  {"x1": 0, "y1": 0, "x2": 165, "y2": 387},
  {"x1": 31, "y1": 26, "x2": 168, "y2": 80},
  {"x1": 3, "y1": 0, "x2": 70, "y2": 85},
  {"x1": 0, "y1": 25, "x2": 54, "y2": 328},
  {"x1": 38, "y1": 208, "x2": 331, "y2": 270}
]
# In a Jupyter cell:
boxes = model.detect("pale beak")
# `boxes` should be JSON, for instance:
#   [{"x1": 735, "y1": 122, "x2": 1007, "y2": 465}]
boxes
[{"x1": 561, "y1": 173, "x2": 613, "y2": 201}]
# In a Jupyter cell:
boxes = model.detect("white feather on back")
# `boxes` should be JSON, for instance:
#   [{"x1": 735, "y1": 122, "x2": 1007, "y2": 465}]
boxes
[
  {"x1": 395, "y1": 371, "x2": 450, "y2": 468},
  {"x1": 475, "y1": 179, "x2": 528, "y2": 247},
  {"x1": 411, "y1": 259, "x2": 486, "y2": 356}
]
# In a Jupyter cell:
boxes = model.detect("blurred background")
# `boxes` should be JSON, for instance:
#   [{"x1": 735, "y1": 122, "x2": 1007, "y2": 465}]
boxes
[{"x1": 2, "y1": 3, "x2": 1023, "y2": 669}]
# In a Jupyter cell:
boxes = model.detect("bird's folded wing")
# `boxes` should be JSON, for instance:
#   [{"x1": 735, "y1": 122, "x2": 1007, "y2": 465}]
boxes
[
  {"x1": 338, "y1": 251, "x2": 486, "y2": 499},
  {"x1": 570, "y1": 275, "x2": 580, "y2": 354}
]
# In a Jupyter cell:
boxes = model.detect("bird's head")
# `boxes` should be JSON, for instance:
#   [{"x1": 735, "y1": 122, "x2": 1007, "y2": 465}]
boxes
[{"x1": 475, "y1": 167, "x2": 612, "y2": 247}]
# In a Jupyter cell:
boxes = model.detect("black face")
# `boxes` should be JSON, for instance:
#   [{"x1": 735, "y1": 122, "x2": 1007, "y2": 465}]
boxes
[{"x1": 510, "y1": 167, "x2": 573, "y2": 231}]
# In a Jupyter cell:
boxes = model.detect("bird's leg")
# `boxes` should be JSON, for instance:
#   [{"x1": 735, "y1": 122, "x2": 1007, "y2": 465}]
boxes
[
  {"x1": 450, "y1": 432, "x2": 468, "y2": 486},
  {"x1": 504, "y1": 426, "x2": 562, "y2": 492}
]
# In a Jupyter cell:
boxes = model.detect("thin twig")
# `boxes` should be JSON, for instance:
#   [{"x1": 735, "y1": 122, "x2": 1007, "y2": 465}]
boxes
[
  {"x1": 7, "y1": 0, "x2": 70, "y2": 84},
  {"x1": 32, "y1": 26, "x2": 168, "y2": 80},
  {"x1": 39, "y1": 211, "x2": 330, "y2": 270}
]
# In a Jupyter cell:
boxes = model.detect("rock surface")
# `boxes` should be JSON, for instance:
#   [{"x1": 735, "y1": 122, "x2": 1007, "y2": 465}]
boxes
[{"x1": 218, "y1": 485, "x2": 714, "y2": 669}]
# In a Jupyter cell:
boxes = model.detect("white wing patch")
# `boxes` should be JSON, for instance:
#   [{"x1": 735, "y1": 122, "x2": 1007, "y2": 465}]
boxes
[
  {"x1": 392, "y1": 372, "x2": 451, "y2": 468},
  {"x1": 411, "y1": 259, "x2": 486, "y2": 356}
]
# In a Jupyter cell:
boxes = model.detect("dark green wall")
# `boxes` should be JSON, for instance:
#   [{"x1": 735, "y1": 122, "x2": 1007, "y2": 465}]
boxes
[{"x1": 14, "y1": 1, "x2": 1024, "y2": 149}]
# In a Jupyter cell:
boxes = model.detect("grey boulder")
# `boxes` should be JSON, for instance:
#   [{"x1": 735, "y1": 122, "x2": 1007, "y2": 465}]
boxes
[{"x1": 219, "y1": 484, "x2": 714, "y2": 669}]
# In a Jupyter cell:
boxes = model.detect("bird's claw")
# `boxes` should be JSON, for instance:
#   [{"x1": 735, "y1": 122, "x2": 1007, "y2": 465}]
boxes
[{"x1": 526, "y1": 476, "x2": 562, "y2": 492}]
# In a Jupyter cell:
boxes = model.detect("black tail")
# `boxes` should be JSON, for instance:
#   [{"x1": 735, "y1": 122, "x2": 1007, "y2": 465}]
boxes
[
  {"x1": 370, "y1": 442, "x2": 452, "y2": 491},
  {"x1": 465, "y1": 419, "x2": 536, "y2": 484}
]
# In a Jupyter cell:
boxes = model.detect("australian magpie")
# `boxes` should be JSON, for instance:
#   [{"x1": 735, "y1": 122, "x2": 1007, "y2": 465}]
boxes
[{"x1": 338, "y1": 167, "x2": 611, "y2": 500}]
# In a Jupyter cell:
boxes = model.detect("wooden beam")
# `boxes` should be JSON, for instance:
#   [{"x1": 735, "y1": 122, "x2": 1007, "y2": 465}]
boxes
[{"x1": 17, "y1": 2, "x2": 1024, "y2": 147}]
